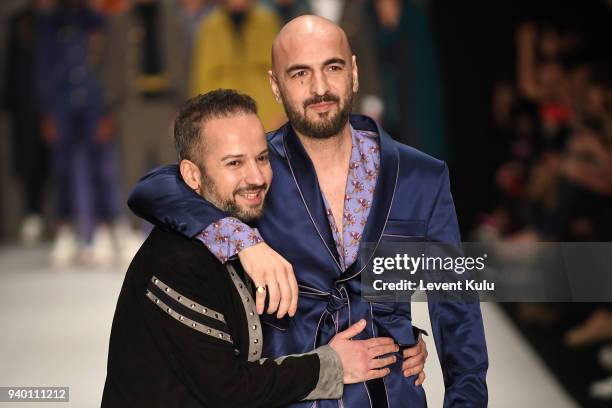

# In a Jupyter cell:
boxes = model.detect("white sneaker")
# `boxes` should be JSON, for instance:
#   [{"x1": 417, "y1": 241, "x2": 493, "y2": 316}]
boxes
[
  {"x1": 88, "y1": 225, "x2": 116, "y2": 268},
  {"x1": 20, "y1": 215, "x2": 44, "y2": 247},
  {"x1": 591, "y1": 375, "x2": 612, "y2": 400},
  {"x1": 600, "y1": 346, "x2": 612, "y2": 372},
  {"x1": 51, "y1": 225, "x2": 77, "y2": 268},
  {"x1": 114, "y1": 222, "x2": 145, "y2": 268}
]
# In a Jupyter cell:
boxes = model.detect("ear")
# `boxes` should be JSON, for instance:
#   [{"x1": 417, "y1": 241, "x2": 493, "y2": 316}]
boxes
[
  {"x1": 268, "y1": 70, "x2": 282, "y2": 103},
  {"x1": 179, "y1": 159, "x2": 202, "y2": 192},
  {"x1": 351, "y1": 55, "x2": 359, "y2": 94}
]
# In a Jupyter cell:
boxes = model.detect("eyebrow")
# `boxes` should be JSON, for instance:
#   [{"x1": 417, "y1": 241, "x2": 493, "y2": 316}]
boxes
[
  {"x1": 286, "y1": 57, "x2": 347, "y2": 75},
  {"x1": 221, "y1": 154, "x2": 244, "y2": 161},
  {"x1": 220, "y1": 148, "x2": 268, "y2": 162},
  {"x1": 323, "y1": 57, "x2": 347, "y2": 67}
]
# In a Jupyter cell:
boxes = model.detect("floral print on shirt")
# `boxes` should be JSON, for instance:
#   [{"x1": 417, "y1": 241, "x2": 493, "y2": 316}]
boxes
[
  {"x1": 321, "y1": 128, "x2": 379, "y2": 270},
  {"x1": 196, "y1": 217, "x2": 263, "y2": 263}
]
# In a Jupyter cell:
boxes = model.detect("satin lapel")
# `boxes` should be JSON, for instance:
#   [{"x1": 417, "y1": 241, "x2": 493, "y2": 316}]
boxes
[
  {"x1": 281, "y1": 125, "x2": 343, "y2": 272},
  {"x1": 338, "y1": 118, "x2": 399, "y2": 282}
]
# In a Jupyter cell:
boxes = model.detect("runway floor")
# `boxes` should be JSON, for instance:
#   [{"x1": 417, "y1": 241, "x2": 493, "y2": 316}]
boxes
[{"x1": 0, "y1": 245, "x2": 577, "y2": 407}]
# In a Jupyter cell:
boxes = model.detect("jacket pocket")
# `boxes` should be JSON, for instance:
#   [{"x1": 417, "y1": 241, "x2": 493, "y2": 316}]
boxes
[{"x1": 382, "y1": 219, "x2": 426, "y2": 241}]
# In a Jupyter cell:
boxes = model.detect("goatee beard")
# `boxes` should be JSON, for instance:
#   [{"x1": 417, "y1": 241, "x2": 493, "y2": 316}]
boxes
[
  {"x1": 200, "y1": 175, "x2": 267, "y2": 222},
  {"x1": 283, "y1": 91, "x2": 353, "y2": 140}
]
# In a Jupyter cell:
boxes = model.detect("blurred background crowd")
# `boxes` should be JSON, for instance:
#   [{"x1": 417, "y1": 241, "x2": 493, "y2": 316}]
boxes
[{"x1": 0, "y1": 0, "x2": 610, "y2": 406}]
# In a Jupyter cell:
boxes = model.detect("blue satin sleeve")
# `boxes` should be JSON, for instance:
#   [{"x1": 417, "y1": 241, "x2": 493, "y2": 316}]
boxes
[
  {"x1": 127, "y1": 165, "x2": 227, "y2": 238},
  {"x1": 426, "y1": 163, "x2": 489, "y2": 407}
]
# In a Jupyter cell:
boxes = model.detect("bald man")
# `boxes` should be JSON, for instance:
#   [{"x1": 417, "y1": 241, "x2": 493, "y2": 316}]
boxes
[{"x1": 129, "y1": 15, "x2": 488, "y2": 408}]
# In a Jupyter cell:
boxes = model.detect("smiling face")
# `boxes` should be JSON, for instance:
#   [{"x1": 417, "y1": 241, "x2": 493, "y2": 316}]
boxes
[
  {"x1": 197, "y1": 113, "x2": 272, "y2": 222},
  {"x1": 269, "y1": 16, "x2": 358, "y2": 139}
]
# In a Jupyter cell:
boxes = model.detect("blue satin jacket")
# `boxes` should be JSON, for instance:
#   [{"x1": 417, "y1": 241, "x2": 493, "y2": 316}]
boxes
[{"x1": 129, "y1": 115, "x2": 488, "y2": 407}]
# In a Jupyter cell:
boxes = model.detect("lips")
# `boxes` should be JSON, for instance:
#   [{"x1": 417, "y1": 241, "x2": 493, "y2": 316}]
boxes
[
  {"x1": 308, "y1": 102, "x2": 336, "y2": 112},
  {"x1": 236, "y1": 188, "x2": 265, "y2": 206}
]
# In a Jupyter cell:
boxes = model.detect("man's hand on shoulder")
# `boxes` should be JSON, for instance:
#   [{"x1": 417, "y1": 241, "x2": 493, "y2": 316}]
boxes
[{"x1": 238, "y1": 242, "x2": 299, "y2": 318}]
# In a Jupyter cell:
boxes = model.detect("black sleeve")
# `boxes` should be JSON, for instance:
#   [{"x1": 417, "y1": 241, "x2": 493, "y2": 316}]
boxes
[{"x1": 141, "y1": 263, "x2": 322, "y2": 407}]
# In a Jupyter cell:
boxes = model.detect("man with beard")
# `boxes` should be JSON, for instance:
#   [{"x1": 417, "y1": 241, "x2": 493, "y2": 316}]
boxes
[
  {"x1": 102, "y1": 89, "x2": 401, "y2": 407},
  {"x1": 129, "y1": 16, "x2": 488, "y2": 407}
]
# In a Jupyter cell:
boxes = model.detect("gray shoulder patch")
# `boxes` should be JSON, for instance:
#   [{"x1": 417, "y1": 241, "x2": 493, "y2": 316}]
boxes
[
  {"x1": 150, "y1": 276, "x2": 226, "y2": 323},
  {"x1": 226, "y1": 265, "x2": 263, "y2": 361},
  {"x1": 147, "y1": 276, "x2": 233, "y2": 344}
]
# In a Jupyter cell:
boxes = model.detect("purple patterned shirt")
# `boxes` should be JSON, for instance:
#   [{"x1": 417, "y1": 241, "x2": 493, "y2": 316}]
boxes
[
  {"x1": 196, "y1": 218, "x2": 264, "y2": 263},
  {"x1": 198, "y1": 127, "x2": 380, "y2": 270}
]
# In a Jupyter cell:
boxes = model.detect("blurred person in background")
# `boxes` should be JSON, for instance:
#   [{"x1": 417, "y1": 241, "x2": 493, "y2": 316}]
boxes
[
  {"x1": 474, "y1": 13, "x2": 612, "y2": 405},
  {"x1": 516, "y1": 22, "x2": 574, "y2": 156},
  {"x1": 175, "y1": 0, "x2": 215, "y2": 43},
  {"x1": 270, "y1": 0, "x2": 384, "y2": 123},
  {"x1": 480, "y1": 21, "x2": 612, "y2": 243},
  {"x1": 478, "y1": 81, "x2": 537, "y2": 238},
  {"x1": 99, "y1": 0, "x2": 190, "y2": 256},
  {"x1": 36, "y1": 0, "x2": 123, "y2": 267},
  {"x1": 2, "y1": 0, "x2": 56, "y2": 246},
  {"x1": 190, "y1": 0, "x2": 284, "y2": 130},
  {"x1": 369, "y1": 0, "x2": 448, "y2": 158},
  {"x1": 125, "y1": 0, "x2": 188, "y2": 99}
]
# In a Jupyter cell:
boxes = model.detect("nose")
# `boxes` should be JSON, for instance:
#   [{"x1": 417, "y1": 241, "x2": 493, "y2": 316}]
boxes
[
  {"x1": 310, "y1": 69, "x2": 330, "y2": 96},
  {"x1": 243, "y1": 160, "x2": 265, "y2": 186}
]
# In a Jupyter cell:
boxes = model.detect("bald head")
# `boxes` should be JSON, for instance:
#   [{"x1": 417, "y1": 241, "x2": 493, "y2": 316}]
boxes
[
  {"x1": 271, "y1": 15, "x2": 352, "y2": 74},
  {"x1": 267, "y1": 15, "x2": 358, "y2": 140}
]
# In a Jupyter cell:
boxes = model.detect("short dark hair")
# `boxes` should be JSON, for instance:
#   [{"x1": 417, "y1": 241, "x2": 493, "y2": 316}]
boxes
[{"x1": 173, "y1": 89, "x2": 258, "y2": 163}]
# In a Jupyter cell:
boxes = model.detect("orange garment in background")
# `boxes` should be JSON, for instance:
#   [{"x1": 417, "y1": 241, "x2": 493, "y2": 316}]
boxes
[{"x1": 190, "y1": 6, "x2": 285, "y2": 131}]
